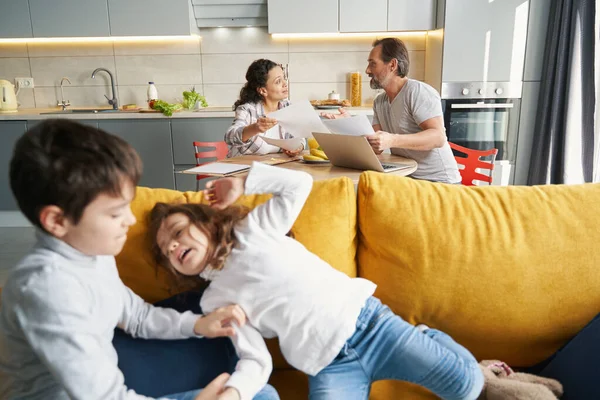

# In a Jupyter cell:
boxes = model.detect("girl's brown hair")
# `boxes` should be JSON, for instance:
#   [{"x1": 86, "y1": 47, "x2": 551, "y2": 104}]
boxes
[{"x1": 148, "y1": 202, "x2": 250, "y2": 291}]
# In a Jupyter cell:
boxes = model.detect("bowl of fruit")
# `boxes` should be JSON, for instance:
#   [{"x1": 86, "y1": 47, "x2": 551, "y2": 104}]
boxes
[{"x1": 302, "y1": 137, "x2": 330, "y2": 164}]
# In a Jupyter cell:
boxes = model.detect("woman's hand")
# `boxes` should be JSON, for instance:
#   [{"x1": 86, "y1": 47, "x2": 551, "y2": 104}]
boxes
[
  {"x1": 255, "y1": 116, "x2": 278, "y2": 133},
  {"x1": 283, "y1": 144, "x2": 304, "y2": 157},
  {"x1": 205, "y1": 177, "x2": 246, "y2": 210},
  {"x1": 320, "y1": 107, "x2": 350, "y2": 120},
  {"x1": 193, "y1": 304, "x2": 246, "y2": 338}
]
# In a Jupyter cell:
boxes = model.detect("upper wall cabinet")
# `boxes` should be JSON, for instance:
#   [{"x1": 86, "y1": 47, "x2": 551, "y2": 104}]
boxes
[
  {"x1": 268, "y1": 0, "x2": 338, "y2": 34},
  {"x1": 108, "y1": 0, "x2": 196, "y2": 36},
  {"x1": 29, "y1": 0, "x2": 110, "y2": 37},
  {"x1": 340, "y1": 0, "x2": 387, "y2": 32},
  {"x1": 0, "y1": 1, "x2": 33, "y2": 38},
  {"x1": 270, "y1": 0, "x2": 437, "y2": 34},
  {"x1": 388, "y1": 0, "x2": 436, "y2": 31},
  {"x1": 441, "y1": 0, "x2": 530, "y2": 82}
]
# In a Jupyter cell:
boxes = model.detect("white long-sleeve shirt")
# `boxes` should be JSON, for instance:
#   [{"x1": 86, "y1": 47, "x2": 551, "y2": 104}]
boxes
[
  {"x1": 0, "y1": 231, "x2": 202, "y2": 400},
  {"x1": 199, "y1": 162, "x2": 376, "y2": 400}
]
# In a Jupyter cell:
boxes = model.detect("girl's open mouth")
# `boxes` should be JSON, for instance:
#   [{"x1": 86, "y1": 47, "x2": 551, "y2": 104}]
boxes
[{"x1": 180, "y1": 248, "x2": 191, "y2": 262}]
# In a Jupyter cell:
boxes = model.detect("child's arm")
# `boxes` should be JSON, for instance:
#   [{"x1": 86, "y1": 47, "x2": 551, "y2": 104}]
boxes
[
  {"x1": 207, "y1": 162, "x2": 313, "y2": 236},
  {"x1": 119, "y1": 285, "x2": 245, "y2": 339},
  {"x1": 14, "y1": 274, "x2": 154, "y2": 399},
  {"x1": 224, "y1": 323, "x2": 273, "y2": 400}
]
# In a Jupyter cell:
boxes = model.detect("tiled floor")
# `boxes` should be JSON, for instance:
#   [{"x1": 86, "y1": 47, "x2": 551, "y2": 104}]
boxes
[{"x1": 0, "y1": 227, "x2": 36, "y2": 286}]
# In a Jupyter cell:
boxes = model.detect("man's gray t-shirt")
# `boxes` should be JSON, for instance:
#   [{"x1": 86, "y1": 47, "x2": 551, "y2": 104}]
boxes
[{"x1": 372, "y1": 79, "x2": 461, "y2": 183}]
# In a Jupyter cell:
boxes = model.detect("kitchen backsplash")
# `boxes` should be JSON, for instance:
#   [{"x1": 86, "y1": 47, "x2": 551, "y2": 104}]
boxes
[{"x1": 0, "y1": 27, "x2": 426, "y2": 109}]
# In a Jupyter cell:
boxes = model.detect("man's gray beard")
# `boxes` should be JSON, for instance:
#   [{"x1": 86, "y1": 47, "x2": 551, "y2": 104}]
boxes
[{"x1": 370, "y1": 78, "x2": 382, "y2": 90}]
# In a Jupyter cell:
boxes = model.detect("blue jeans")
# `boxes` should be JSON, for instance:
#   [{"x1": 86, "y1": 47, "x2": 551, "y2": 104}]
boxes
[
  {"x1": 308, "y1": 297, "x2": 484, "y2": 400},
  {"x1": 165, "y1": 384, "x2": 279, "y2": 400}
]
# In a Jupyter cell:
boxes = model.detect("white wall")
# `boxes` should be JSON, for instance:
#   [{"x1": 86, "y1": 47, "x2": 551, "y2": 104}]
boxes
[{"x1": 0, "y1": 27, "x2": 427, "y2": 108}]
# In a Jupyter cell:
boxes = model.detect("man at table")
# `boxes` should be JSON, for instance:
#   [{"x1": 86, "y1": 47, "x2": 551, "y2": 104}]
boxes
[{"x1": 323, "y1": 38, "x2": 461, "y2": 184}]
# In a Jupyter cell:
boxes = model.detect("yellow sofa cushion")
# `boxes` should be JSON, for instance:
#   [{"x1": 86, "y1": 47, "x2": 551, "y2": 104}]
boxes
[
  {"x1": 357, "y1": 172, "x2": 600, "y2": 371},
  {"x1": 116, "y1": 176, "x2": 357, "y2": 304}
]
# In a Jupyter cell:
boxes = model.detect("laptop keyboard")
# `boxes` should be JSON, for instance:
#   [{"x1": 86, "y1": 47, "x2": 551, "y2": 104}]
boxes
[{"x1": 381, "y1": 164, "x2": 397, "y2": 170}]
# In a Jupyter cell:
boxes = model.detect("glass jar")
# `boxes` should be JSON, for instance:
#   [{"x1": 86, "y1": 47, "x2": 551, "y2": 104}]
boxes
[{"x1": 350, "y1": 72, "x2": 362, "y2": 107}]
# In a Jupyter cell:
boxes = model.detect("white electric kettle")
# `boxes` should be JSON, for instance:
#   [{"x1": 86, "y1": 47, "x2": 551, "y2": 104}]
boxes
[{"x1": 0, "y1": 80, "x2": 18, "y2": 113}]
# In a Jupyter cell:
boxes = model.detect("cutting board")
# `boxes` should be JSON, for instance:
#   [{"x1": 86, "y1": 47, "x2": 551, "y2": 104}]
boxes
[{"x1": 138, "y1": 109, "x2": 182, "y2": 113}]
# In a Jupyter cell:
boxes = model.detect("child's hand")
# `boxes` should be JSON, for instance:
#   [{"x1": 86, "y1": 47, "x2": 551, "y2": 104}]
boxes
[
  {"x1": 218, "y1": 388, "x2": 241, "y2": 400},
  {"x1": 193, "y1": 373, "x2": 230, "y2": 400},
  {"x1": 205, "y1": 177, "x2": 246, "y2": 210},
  {"x1": 194, "y1": 304, "x2": 246, "y2": 338}
]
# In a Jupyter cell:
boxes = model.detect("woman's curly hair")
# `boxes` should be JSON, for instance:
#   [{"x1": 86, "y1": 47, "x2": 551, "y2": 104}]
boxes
[{"x1": 233, "y1": 59, "x2": 279, "y2": 110}]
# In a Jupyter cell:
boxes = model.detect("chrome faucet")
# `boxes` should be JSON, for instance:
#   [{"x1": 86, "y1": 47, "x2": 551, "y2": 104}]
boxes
[
  {"x1": 91, "y1": 68, "x2": 118, "y2": 110},
  {"x1": 58, "y1": 77, "x2": 71, "y2": 110}
]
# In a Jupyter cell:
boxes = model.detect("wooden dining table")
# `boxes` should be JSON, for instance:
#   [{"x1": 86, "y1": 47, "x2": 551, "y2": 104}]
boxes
[{"x1": 207, "y1": 151, "x2": 417, "y2": 184}]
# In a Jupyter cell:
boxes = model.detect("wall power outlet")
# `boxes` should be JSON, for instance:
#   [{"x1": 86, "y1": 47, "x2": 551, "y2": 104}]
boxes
[{"x1": 15, "y1": 77, "x2": 35, "y2": 89}]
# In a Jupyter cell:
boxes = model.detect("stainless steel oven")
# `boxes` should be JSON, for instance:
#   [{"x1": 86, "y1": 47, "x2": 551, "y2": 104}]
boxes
[{"x1": 441, "y1": 82, "x2": 522, "y2": 185}]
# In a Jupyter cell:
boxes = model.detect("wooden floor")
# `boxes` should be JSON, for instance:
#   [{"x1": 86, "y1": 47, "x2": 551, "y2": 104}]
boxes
[{"x1": 0, "y1": 227, "x2": 36, "y2": 286}]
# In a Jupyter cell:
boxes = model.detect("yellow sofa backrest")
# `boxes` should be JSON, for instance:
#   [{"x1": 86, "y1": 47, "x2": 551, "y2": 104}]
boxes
[{"x1": 357, "y1": 172, "x2": 600, "y2": 368}]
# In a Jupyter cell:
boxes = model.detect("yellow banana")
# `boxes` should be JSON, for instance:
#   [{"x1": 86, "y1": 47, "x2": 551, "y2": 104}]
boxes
[
  {"x1": 307, "y1": 137, "x2": 320, "y2": 150},
  {"x1": 303, "y1": 154, "x2": 325, "y2": 161},
  {"x1": 310, "y1": 148, "x2": 329, "y2": 160}
]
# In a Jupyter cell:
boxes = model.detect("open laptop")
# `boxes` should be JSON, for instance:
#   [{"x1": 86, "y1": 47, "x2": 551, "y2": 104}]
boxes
[{"x1": 311, "y1": 132, "x2": 414, "y2": 173}]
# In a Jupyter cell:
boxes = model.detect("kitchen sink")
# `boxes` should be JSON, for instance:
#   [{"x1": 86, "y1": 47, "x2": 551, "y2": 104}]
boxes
[{"x1": 40, "y1": 109, "x2": 123, "y2": 115}]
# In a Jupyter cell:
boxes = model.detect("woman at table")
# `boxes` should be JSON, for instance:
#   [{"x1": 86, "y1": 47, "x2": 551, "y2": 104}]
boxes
[{"x1": 225, "y1": 59, "x2": 304, "y2": 158}]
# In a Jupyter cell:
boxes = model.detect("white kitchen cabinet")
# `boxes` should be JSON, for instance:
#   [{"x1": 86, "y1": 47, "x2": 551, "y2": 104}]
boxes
[
  {"x1": 441, "y1": 0, "x2": 530, "y2": 82},
  {"x1": 29, "y1": 0, "x2": 110, "y2": 37},
  {"x1": 388, "y1": 0, "x2": 436, "y2": 31},
  {"x1": 0, "y1": 1, "x2": 33, "y2": 38},
  {"x1": 268, "y1": 0, "x2": 338, "y2": 34},
  {"x1": 339, "y1": 0, "x2": 387, "y2": 32},
  {"x1": 108, "y1": 0, "x2": 196, "y2": 36}
]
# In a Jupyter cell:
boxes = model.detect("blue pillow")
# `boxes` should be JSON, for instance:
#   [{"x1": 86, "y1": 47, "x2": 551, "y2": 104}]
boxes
[{"x1": 113, "y1": 291, "x2": 238, "y2": 398}]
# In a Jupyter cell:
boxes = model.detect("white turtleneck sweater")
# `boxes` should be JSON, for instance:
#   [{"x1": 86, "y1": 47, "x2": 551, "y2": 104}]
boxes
[
  {"x1": 199, "y1": 162, "x2": 377, "y2": 400},
  {"x1": 0, "y1": 231, "x2": 202, "y2": 400}
]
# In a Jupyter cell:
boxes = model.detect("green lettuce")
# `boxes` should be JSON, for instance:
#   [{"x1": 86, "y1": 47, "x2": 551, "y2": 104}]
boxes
[
  {"x1": 151, "y1": 100, "x2": 183, "y2": 117},
  {"x1": 182, "y1": 87, "x2": 208, "y2": 110}
]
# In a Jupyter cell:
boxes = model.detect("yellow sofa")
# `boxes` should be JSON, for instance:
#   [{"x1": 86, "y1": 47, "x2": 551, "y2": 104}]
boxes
[{"x1": 116, "y1": 172, "x2": 600, "y2": 399}]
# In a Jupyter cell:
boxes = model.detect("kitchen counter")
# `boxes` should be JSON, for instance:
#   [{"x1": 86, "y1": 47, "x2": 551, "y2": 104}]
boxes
[{"x1": 0, "y1": 106, "x2": 374, "y2": 120}]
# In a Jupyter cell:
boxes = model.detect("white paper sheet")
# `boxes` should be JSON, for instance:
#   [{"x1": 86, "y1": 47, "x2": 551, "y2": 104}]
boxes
[
  {"x1": 261, "y1": 137, "x2": 305, "y2": 151},
  {"x1": 181, "y1": 162, "x2": 250, "y2": 176},
  {"x1": 322, "y1": 115, "x2": 375, "y2": 136},
  {"x1": 267, "y1": 100, "x2": 329, "y2": 138}
]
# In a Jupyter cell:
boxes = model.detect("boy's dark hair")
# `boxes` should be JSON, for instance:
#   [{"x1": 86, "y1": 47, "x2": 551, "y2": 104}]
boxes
[
  {"x1": 372, "y1": 37, "x2": 410, "y2": 78},
  {"x1": 9, "y1": 119, "x2": 142, "y2": 230}
]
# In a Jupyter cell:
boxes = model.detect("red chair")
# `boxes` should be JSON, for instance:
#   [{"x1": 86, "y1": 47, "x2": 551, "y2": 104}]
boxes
[
  {"x1": 449, "y1": 142, "x2": 498, "y2": 186},
  {"x1": 193, "y1": 141, "x2": 229, "y2": 191}
]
